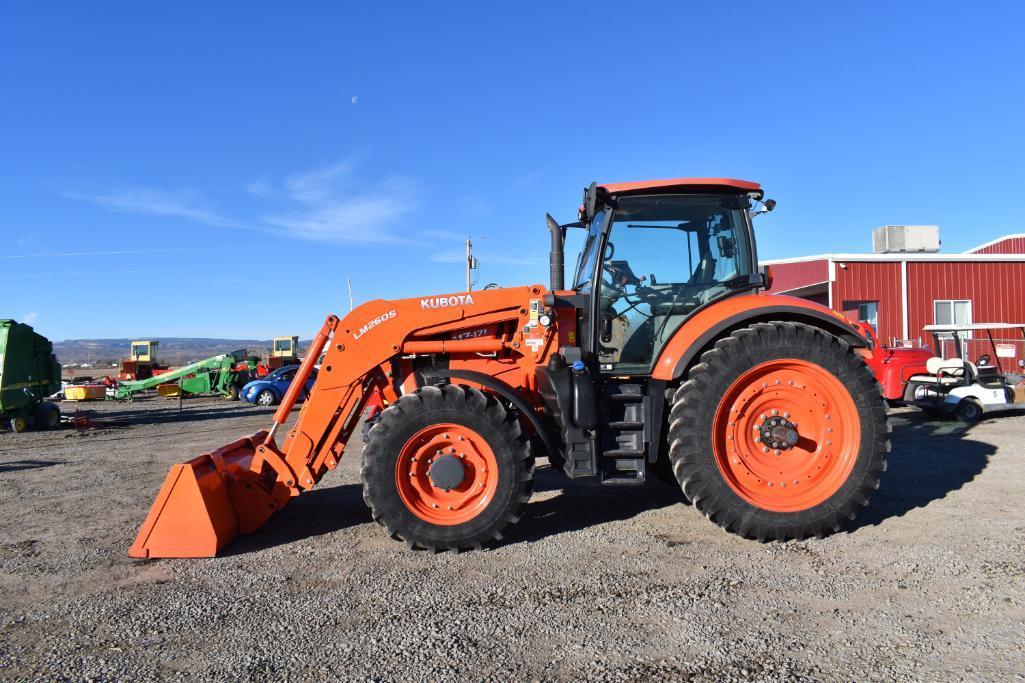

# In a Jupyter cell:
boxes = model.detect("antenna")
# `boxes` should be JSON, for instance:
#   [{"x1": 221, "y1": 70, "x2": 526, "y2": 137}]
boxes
[{"x1": 347, "y1": 277, "x2": 354, "y2": 311}]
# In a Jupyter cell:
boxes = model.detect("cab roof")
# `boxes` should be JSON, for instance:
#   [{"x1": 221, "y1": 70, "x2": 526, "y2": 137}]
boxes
[{"x1": 599, "y1": 177, "x2": 762, "y2": 198}]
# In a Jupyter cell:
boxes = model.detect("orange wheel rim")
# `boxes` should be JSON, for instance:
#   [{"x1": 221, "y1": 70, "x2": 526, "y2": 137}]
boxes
[
  {"x1": 395, "y1": 423, "x2": 499, "y2": 525},
  {"x1": 712, "y1": 359, "x2": 860, "y2": 513}
]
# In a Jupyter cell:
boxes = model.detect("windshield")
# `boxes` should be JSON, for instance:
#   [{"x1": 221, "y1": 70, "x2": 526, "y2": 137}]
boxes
[
  {"x1": 572, "y1": 209, "x2": 606, "y2": 291},
  {"x1": 607, "y1": 194, "x2": 753, "y2": 291}
]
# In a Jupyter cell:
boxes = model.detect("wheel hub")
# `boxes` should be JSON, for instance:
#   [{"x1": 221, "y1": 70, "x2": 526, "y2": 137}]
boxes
[
  {"x1": 395, "y1": 423, "x2": 499, "y2": 526},
  {"x1": 759, "y1": 416, "x2": 799, "y2": 451},
  {"x1": 428, "y1": 454, "x2": 466, "y2": 491},
  {"x1": 712, "y1": 359, "x2": 861, "y2": 512}
]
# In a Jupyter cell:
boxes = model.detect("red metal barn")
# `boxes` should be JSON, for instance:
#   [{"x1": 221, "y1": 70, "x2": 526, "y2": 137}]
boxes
[{"x1": 763, "y1": 230, "x2": 1025, "y2": 365}]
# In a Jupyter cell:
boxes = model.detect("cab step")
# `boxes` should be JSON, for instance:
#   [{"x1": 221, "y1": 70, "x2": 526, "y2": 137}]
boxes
[{"x1": 600, "y1": 382, "x2": 648, "y2": 484}]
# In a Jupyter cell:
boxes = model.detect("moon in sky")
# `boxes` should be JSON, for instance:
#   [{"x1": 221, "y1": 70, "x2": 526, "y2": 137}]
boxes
[{"x1": 351, "y1": 96, "x2": 358, "y2": 104}]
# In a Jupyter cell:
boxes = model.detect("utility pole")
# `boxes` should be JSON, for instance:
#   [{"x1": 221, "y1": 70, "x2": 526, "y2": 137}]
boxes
[{"x1": 465, "y1": 237, "x2": 478, "y2": 291}]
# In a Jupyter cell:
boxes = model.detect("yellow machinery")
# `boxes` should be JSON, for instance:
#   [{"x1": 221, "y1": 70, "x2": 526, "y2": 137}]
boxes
[
  {"x1": 131, "y1": 340, "x2": 158, "y2": 363},
  {"x1": 119, "y1": 340, "x2": 164, "y2": 380},
  {"x1": 268, "y1": 335, "x2": 299, "y2": 370},
  {"x1": 64, "y1": 385, "x2": 106, "y2": 401}
]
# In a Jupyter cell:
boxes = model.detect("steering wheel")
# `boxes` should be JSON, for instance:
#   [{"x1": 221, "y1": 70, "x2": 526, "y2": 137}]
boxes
[
  {"x1": 600, "y1": 268, "x2": 663, "y2": 319},
  {"x1": 978, "y1": 354, "x2": 991, "y2": 367}
]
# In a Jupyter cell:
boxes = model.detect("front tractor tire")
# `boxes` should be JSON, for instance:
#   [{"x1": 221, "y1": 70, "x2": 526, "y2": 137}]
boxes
[
  {"x1": 361, "y1": 384, "x2": 535, "y2": 552},
  {"x1": 669, "y1": 322, "x2": 888, "y2": 541}
]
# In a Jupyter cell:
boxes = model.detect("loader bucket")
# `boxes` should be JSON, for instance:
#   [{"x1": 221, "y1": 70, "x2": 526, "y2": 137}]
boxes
[
  {"x1": 129, "y1": 431, "x2": 278, "y2": 558},
  {"x1": 129, "y1": 315, "x2": 337, "y2": 559}
]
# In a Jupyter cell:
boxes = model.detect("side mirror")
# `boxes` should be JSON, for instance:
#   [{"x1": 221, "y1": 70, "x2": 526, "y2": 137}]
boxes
[
  {"x1": 761, "y1": 265, "x2": 774, "y2": 290},
  {"x1": 751, "y1": 198, "x2": 777, "y2": 217}
]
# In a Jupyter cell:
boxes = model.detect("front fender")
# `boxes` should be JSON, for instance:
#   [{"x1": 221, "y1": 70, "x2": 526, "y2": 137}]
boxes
[{"x1": 651, "y1": 293, "x2": 870, "y2": 381}]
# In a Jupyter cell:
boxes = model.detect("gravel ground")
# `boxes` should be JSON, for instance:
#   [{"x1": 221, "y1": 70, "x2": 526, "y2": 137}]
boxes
[{"x1": 0, "y1": 396, "x2": 1023, "y2": 682}]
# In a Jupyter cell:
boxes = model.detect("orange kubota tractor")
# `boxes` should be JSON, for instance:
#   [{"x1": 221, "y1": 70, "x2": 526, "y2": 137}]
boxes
[{"x1": 130, "y1": 178, "x2": 888, "y2": 558}]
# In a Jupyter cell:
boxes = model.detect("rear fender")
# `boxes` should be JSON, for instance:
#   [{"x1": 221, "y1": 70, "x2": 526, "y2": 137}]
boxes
[{"x1": 652, "y1": 293, "x2": 871, "y2": 381}]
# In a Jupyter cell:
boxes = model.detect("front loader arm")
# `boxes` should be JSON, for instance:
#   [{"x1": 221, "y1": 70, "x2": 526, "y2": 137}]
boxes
[
  {"x1": 265, "y1": 286, "x2": 552, "y2": 498},
  {"x1": 129, "y1": 285, "x2": 554, "y2": 558}
]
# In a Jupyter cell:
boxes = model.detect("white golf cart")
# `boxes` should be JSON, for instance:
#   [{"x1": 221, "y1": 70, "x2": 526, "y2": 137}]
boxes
[{"x1": 904, "y1": 323, "x2": 1025, "y2": 422}]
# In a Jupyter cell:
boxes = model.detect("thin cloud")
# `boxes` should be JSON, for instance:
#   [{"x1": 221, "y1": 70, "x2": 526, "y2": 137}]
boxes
[
  {"x1": 22, "y1": 312, "x2": 39, "y2": 325},
  {"x1": 244, "y1": 176, "x2": 275, "y2": 198},
  {"x1": 0, "y1": 267, "x2": 201, "y2": 279},
  {"x1": 63, "y1": 188, "x2": 247, "y2": 229},
  {"x1": 61, "y1": 158, "x2": 416, "y2": 245},
  {"x1": 0, "y1": 246, "x2": 229, "y2": 260},
  {"x1": 262, "y1": 161, "x2": 416, "y2": 244},
  {"x1": 283, "y1": 160, "x2": 355, "y2": 203}
]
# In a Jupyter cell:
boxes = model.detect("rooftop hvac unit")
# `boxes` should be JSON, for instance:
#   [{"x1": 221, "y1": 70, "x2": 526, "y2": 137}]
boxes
[{"x1": 872, "y1": 225, "x2": 940, "y2": 253}]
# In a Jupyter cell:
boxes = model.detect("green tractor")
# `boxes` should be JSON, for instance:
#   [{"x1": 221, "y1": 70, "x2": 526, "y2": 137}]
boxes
[{"x1": 0, "y1": 319, "x2": 62, "y2": 433}]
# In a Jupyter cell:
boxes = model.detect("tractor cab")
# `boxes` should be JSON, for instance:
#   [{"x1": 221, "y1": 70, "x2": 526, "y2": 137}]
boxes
[
  {"x1": 541, "y1": 178, "x2": 775, "y2": 483},
  {"x1": 268, "y1": 335, "x2": 300, "y2": 370},
  {"x1": 118, "y1": 340, "x2": 163, "y2": 381},
  {"x1": 563, "y1": 179, "x2": 767, "y2": 375},
  {"x1": 131, "y1": 340, "x2": 158, "y2": 362}
]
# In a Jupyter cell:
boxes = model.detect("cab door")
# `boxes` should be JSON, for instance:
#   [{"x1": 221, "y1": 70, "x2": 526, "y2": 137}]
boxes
[{"x1": 590, "y1": 194, "x2": 755, "y2": 375}]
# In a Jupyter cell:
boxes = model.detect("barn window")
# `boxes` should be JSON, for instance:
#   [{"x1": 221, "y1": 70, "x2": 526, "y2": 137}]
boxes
[
  {"x1": 841, "y1": 300, "x2": 879, "y2": 332},
  {"x1": 933, "y1": 299, "x2": 972, "y2": 338},
  {"x1": 857, "y1": 302, "x2": 878, "y2": 331}
]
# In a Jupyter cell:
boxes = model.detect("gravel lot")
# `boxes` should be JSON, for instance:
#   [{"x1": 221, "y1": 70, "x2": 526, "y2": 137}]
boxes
[{"x1": 0, "y1": 396, "x2": 1023, "y2": 681}]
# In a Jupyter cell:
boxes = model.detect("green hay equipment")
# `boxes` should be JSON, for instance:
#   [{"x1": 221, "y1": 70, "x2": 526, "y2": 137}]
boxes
[
  {"x1": 113, "y1": 349, "x2": 256, "y2": 400},
  {"x1": 0, "y1": 319, "x2": 62, "y2": 432}
]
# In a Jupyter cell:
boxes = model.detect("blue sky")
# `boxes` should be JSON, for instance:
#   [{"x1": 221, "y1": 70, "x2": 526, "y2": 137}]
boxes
[{"x1": 3, "y1": 2, "x2": 1024, "y2": 340}]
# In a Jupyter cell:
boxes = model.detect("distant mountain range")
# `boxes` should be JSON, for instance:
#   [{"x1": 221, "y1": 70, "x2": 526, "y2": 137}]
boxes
[{"x1": 53, "y1": 338, "x2": 312, "y2": 367}]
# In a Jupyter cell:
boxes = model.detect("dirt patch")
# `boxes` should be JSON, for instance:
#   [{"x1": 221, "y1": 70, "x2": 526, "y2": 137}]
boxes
[{"x1": 0, "y1": 398, "x2": 1022, "y2": 681}]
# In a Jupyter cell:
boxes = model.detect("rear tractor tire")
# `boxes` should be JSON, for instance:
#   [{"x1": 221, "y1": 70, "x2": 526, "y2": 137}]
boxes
[
  {"x1": 361, "y1": 384, "x2": 534, "y2": 552},
  {"x1": 669, "y1": 322, "x2": 888, "y2": 541}
]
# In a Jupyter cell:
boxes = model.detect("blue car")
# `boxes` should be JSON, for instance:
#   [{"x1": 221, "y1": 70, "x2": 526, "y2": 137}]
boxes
[{"x1": 241, "y1": 365, "x2": 317, "y2": 407}]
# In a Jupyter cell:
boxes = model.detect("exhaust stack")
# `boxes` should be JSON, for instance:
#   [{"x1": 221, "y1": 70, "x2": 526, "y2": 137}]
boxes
[{"x1": 546, "y1": 213, "x2": 564, "y2": 291}]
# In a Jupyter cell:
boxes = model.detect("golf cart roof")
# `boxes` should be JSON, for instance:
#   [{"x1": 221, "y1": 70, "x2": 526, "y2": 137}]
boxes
[
  {"x1": 599, "y1": 178, "x2": 763, "y2": 198},
  {"x1": 923, "y1": 323, "x2": 1025, "y2": 332}
]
